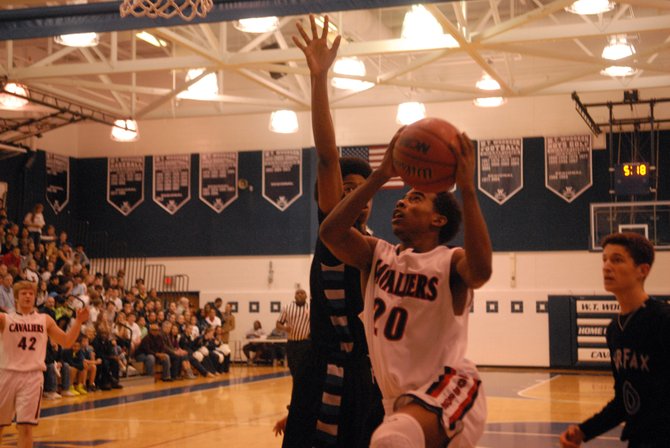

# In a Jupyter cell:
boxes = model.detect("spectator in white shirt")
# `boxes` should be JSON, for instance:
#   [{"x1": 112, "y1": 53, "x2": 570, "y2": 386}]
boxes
[{"x1": 205, "y1": 307, "x2": 221, "y2": 328}]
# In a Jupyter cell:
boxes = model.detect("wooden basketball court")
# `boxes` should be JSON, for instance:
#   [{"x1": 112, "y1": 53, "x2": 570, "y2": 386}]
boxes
[{"x1": 0, "y1": 366, "x2": 624, "y2": 448}]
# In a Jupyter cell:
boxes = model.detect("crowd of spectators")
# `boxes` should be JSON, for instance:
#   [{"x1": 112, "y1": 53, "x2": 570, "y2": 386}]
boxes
[{"x1": 0, "y1": 204, "x2": 243, "y2": 401}]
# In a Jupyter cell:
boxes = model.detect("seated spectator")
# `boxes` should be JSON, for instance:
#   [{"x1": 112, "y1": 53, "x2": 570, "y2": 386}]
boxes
[
  {"x1": 137, "y1": 315, "x2": 148, "y2": 339},
  {"x1": 266, "y1": 327, "x2": 288, "y2": 366},
  {"x1": 243, "y1": 320, "x2": 266, "y2": 365},
  {"x1": 41, "y1": 224, "x2": 57, "y2": 243},
  {"x1": 62, "y1": 339, "x2": 89, "y2": 396},
  {"x1": 213, "y1": 326, "x2": 232, "y2": 373},
  {"x1": 2, "y1": 246, "x2": 21, "y2": 277},
  {"x1": 92, "y1": 325, "x2": 122, "y2": 390},
  {"x1": 35, "y1": 279, "x2": 49, "y2": 308},
  {"x1": 80, "y1": 331, "x2": 100, "y2": 391},
  {"x1": 113, "y1": 312, "x2": 131, "y2": 353},
  {"x1": 70, "y1": 274, "x2": 87, "y2": 297},
  {"x1": 0, "y1": 272, "x2": 14, "y2": 313},
  {"x1": 204, "y1": 307, "x2": 221, "y2": 328},
  {"x1": 160, "y1": 320, "x2": 196, "y2": 380},
  {"x1": 50, "y1": 339, "x2": 76, "y2": 397},
  {"x1": 43, "y1": 338, "x2": 62, "y2": 400},
  {"x1": 176, "y1": 297, "x2": 191, "y2": 316},
  {"x1": 74, "y1": 244, "x2": 90, "y2": 269},
  {"x1": 135, "y1": 323, "x2": 171, "y2": 381},
  {"x1": 201, "y1": 327, "x2": 228, "y2": 374},
  {"x1": 175, "y1": 324, "x2": 214, "y2": 378}
]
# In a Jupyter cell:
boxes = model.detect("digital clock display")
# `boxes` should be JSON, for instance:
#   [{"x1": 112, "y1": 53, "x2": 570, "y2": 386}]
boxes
[
  {"x1": 622, "y1": 163, "x2": 648, "y2": 177},
  {"x1": 614, "y1": 163, "x2": 650, "y2": 195}
]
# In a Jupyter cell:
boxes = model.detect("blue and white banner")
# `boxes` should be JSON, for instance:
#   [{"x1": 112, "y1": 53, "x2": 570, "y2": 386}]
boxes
[
  {"x1": 199, "y1": 152, "x2": 238, "y2": 213},
  {"x1": 477, "y1": 138, "x2": 523, "y2": 205},
  {"x1": 262, "y1": 149, "x2": 302, "y2": 211},
  {"x1": 153, "y1": 154, "x2": 191, "y2": 215},
  {"x1": 45, "y1": 153, "x2": 69, "y2": 214},
  {"x1": 107, "y1": 157, "x2": 144, "y2": 216},
  {"x1": 545, "y1": 135, "x2": 592, "y2": 203}
]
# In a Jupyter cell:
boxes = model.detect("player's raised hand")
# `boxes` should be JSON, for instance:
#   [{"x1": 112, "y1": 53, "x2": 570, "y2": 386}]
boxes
[
  {"x1": 76, "y1": 306, "x2": 90, "y2": 323},
  {"x1": 378, "y1": 126, "x2": 404, "y2": 179},
  {"x1": 293, "y1": 14, "x2": 341, "y2": 76},
  {"x1": 454, "y1": 132, "x2": 476, "y2": 192}
]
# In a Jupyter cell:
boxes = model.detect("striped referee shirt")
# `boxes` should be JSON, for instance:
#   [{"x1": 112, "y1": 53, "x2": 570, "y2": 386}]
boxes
[{"x1": 278, "y1": 302, "x2": 310, "y2": 341}]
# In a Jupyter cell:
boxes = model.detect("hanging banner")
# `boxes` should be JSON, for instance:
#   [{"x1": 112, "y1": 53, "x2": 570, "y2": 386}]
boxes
[
  {"x1": 545, "y1": 135, "x2": 592, "y2": 203},
  {"x1": 477, "y1": 138, "x2": 523, "y2": 205},
  {"x1": 262, "y1": 149, "x2": 302, "y2": 211},
  {"x1": 107, "y1": 157, "x2": 145, "y2": 216},
  {"x1": 153, "y1": 154, "x2": 191, "y2": 215},
  {"x1": 199, "y1": 152, "x2": 238, "y2": 213},
  {"x1": 45, "y1": 153, "x2": 69, "y2": 214}
]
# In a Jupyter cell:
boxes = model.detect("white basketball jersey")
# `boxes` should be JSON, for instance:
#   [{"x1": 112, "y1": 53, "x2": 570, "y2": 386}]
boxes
[
  {"x1": 364, "y1": 240, "x2": 477, "y2": 401},
  {"x1": 0, "y1": 312, "x2": 48, "y2": 372}
]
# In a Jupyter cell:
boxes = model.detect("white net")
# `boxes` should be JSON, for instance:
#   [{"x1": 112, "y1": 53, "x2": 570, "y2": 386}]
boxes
[{"x1": 119, "y1": 0, "x2": 214, "y2": 21}]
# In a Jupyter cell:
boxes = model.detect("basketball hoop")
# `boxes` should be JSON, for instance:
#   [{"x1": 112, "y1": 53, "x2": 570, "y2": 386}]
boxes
[{"x1": 119, "y1": 0, "x2": 214, "y2": 21}]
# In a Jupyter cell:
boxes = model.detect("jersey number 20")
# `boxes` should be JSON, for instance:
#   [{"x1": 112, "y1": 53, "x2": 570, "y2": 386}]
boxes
[
  {"x1": 17, "y1": 337, "x2": 37, "y2": 351},
  {"x1": 373, "y1": 298, "x2": 408, "y2": 340}
]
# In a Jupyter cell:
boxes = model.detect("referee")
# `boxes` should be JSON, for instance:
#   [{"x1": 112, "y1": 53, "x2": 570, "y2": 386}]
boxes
[{"x1": 276, "y1": 288, "x2": 310, "y2": 377}]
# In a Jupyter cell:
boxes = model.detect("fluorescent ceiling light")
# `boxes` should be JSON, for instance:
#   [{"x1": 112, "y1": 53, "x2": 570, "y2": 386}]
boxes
[
  {"x1": 600, "y1": 66, "x2": 638, "y2": 77},
  {"x1": 234, "y1": 17, "x2": 279, "y2": 33},
  {"x1": 602, "y1": 35, "x2": 635, "y2": 60},
  {"x1": 476, "y1": 73, "x2": 500, "y2": 91},
  {"x1": 177, "y1": 68, "x2": 219, "y2": 100},
  {"x1": 54, "y1": 32, "x2": 99, "y2": 47},
  {"x1": 565, "y1": 0, "x2": 615, "y2": 15},
  {"x1": 396, "y1": 102, "x2": 426, "y2": 125},
  {"x1": 111, "y1": 119, "x2": 139, "y2": 142},
  {"x1": 402, "y1": 4, "x2": 443, "y2": 41},
  {"x1": 136, "y1": 31, "x2": 168, "y2": 48},
  {"x1": 0, "y1": 82, "x2": 29, "y2": 109},
  {"x1": 331, "y1": 57, "x2": 374, "y2": 91},
  {"x1": 269, "y1": 110, "x2": 299, "y2": 134},
  {"x1": 473, "y1": 97, "x2": 506, "y2": 108}
]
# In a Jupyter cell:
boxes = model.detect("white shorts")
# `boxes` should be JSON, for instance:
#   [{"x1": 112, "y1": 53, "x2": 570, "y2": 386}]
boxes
[
  {"x1": 0, "y1": 369, "x2": 44, "y2": 426},
  {"x1": 392, "y1": 366, "x2": 487, "y2": 448}
]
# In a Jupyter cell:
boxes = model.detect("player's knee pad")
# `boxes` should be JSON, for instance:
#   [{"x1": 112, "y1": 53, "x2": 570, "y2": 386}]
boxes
[{"x1": 370, "y1": 413, "x2": 425, "y2": 448}]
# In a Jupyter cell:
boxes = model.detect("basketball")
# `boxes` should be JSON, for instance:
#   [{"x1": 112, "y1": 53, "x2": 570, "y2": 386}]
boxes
[{"x1": 392, "y1": 117, "x2": 461, "y2": 192}]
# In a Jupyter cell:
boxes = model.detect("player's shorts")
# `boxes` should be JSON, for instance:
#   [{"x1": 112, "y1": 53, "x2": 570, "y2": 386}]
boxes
[
  {"x1": 392, "y1": 366, "x2": 486, "y2": 448},
  {"x1": 0, "y1": 369, "x2": 44, "y2": 426}
]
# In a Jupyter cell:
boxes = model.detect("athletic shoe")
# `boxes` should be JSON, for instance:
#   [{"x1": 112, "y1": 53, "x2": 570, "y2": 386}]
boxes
[
  {"x1": 44, "y1": 391, "x2": 62, "y2": 400},
  {"x1": 185, "y1": 373, "x2": 197, "y2": 380},
  {"x1": 111, "y1": 382, "x2": 124, "y2": 389},
  {"x1": 63, "y1": 386, "x2": 79, "y2": 397},
  {"x1": 76, "y1": 384, "x2": 88, "y2": 395}
]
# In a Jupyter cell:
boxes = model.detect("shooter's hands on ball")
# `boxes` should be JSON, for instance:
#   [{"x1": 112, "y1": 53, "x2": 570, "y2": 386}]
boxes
[
  {"x1": 559, "y1": 425, "x2": 584, "y2": 448},
  {"x1": 293, "y1": 14, "x2": 341, "y2": 76},
  {"x1": 454, "y1": 133, "x2": 476, "y2": 192},
  {"x1": 378, "y1": 127, "x2": 405, "y2": 180}
]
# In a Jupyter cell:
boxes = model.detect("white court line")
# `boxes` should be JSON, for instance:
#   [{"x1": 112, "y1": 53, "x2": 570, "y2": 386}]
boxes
[
  {"x1": 517, "y1": 374, "x2": 561, "y2": 398},
  {"x1": 483, "y1": 430, "x2": 620, "y2": 441}
]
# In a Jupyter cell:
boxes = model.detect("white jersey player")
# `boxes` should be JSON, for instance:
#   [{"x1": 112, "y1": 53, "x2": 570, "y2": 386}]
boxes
[
  {"x1": 320, "y1": 130, "x2": 492, "y2": 448},
  {"x1": 0, "y1": 281, "x2": 89, "y2": 448}
]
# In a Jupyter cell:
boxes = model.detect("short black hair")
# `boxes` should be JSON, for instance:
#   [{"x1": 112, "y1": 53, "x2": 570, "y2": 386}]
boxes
[
  {"x1": 601, "y1": 232, "x2": 655, "y2": 267},
  {"x1": 433, "y1": 192, "x2": 462, "y2": 244},
  {"x1": 314, "y1": 156, "x2": 372, "y2": 201}
]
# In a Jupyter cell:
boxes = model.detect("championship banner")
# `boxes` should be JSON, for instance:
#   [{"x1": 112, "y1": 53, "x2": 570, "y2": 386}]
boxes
[
  {"x1": 262, "y1": 149, "x2": 302, "y2": 211},
  {"x1": 199, "y1": 152, "x2": 238, "y2": 213},
  {"x1": 45, "y1": 153, "x2": 69, "y2": 214},
  {"x1": 477, "y1": 138, "x2": 523, "y2": 205},
  {"x1": 152, "y1": 155, "x2": 191, "y2": 215},
  {"x1": 545, "y1": 135, "x2": 592, "y2": 203},
  {"x1": 107, "y1": 157, "x2": 145, "y2": 216},
  {"x1": 340, "y1": 145, "x2": 404, "y2": 189}
]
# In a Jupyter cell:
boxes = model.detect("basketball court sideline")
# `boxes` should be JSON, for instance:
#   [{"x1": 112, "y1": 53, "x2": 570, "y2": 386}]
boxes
[{"x1": 0, "y1": 367, "x2": 624, "y2": 447}]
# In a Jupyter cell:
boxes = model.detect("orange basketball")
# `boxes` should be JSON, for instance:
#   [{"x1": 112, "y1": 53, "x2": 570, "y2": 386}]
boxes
[{"x1": 392, "y1": 117, "x2": 460, "y2": 192}]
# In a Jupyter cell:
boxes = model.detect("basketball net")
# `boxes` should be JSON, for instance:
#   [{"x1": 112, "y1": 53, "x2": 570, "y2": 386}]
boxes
[{"x1": 119, "y1": 0, "x2": 214, "y2": 21}]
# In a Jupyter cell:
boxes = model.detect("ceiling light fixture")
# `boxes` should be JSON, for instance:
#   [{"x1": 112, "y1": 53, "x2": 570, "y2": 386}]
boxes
[
  {"x1": 269, "y1": 110, "x2": 299, "y2": 134},
  {"x1": 54, "y1": 32, "x2": 99, "y2": 47},
  {"x1": 601, "y1": 35, "x2": 635, "y2": 60},
  {"x1": 135, "y1": 31, "x2": 168, "y2": 48},
  {"x1": 473, "y1": 97, "x2": 506, "y2": 108},
  {"x1": 475, "y1": 73, "x2": 501, "y2": 91},
  {"x1": 314, "y1": 15, "x2": 338, "y2": 34},
  {"x1": 565, "y1": 0, "x2": 615, "y2": 15},
  {"x1": 233, "y1": 17, "x2": 279, "y2": 34},
  {"x1": 402, "y1": 4, "x2": 443, "y2": 40},
  {"x1": 110, "y1": 119, "x2": 139, "y2": 142},
  {"x1": 396, "y1": 102, "x2": 426, "y2": 125},
  {"x1": 0, "y1": 82, "x2": 30, "y2": 109},
  {"x1": 600, "y1": 66, "x2": 638, "y2": 77},
  {"x1": 177, "y1": 68, "x2": 219, "y2": 100},
  {"x1": 331, "y1": 57, "x2": 374, "y2": 91}
]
